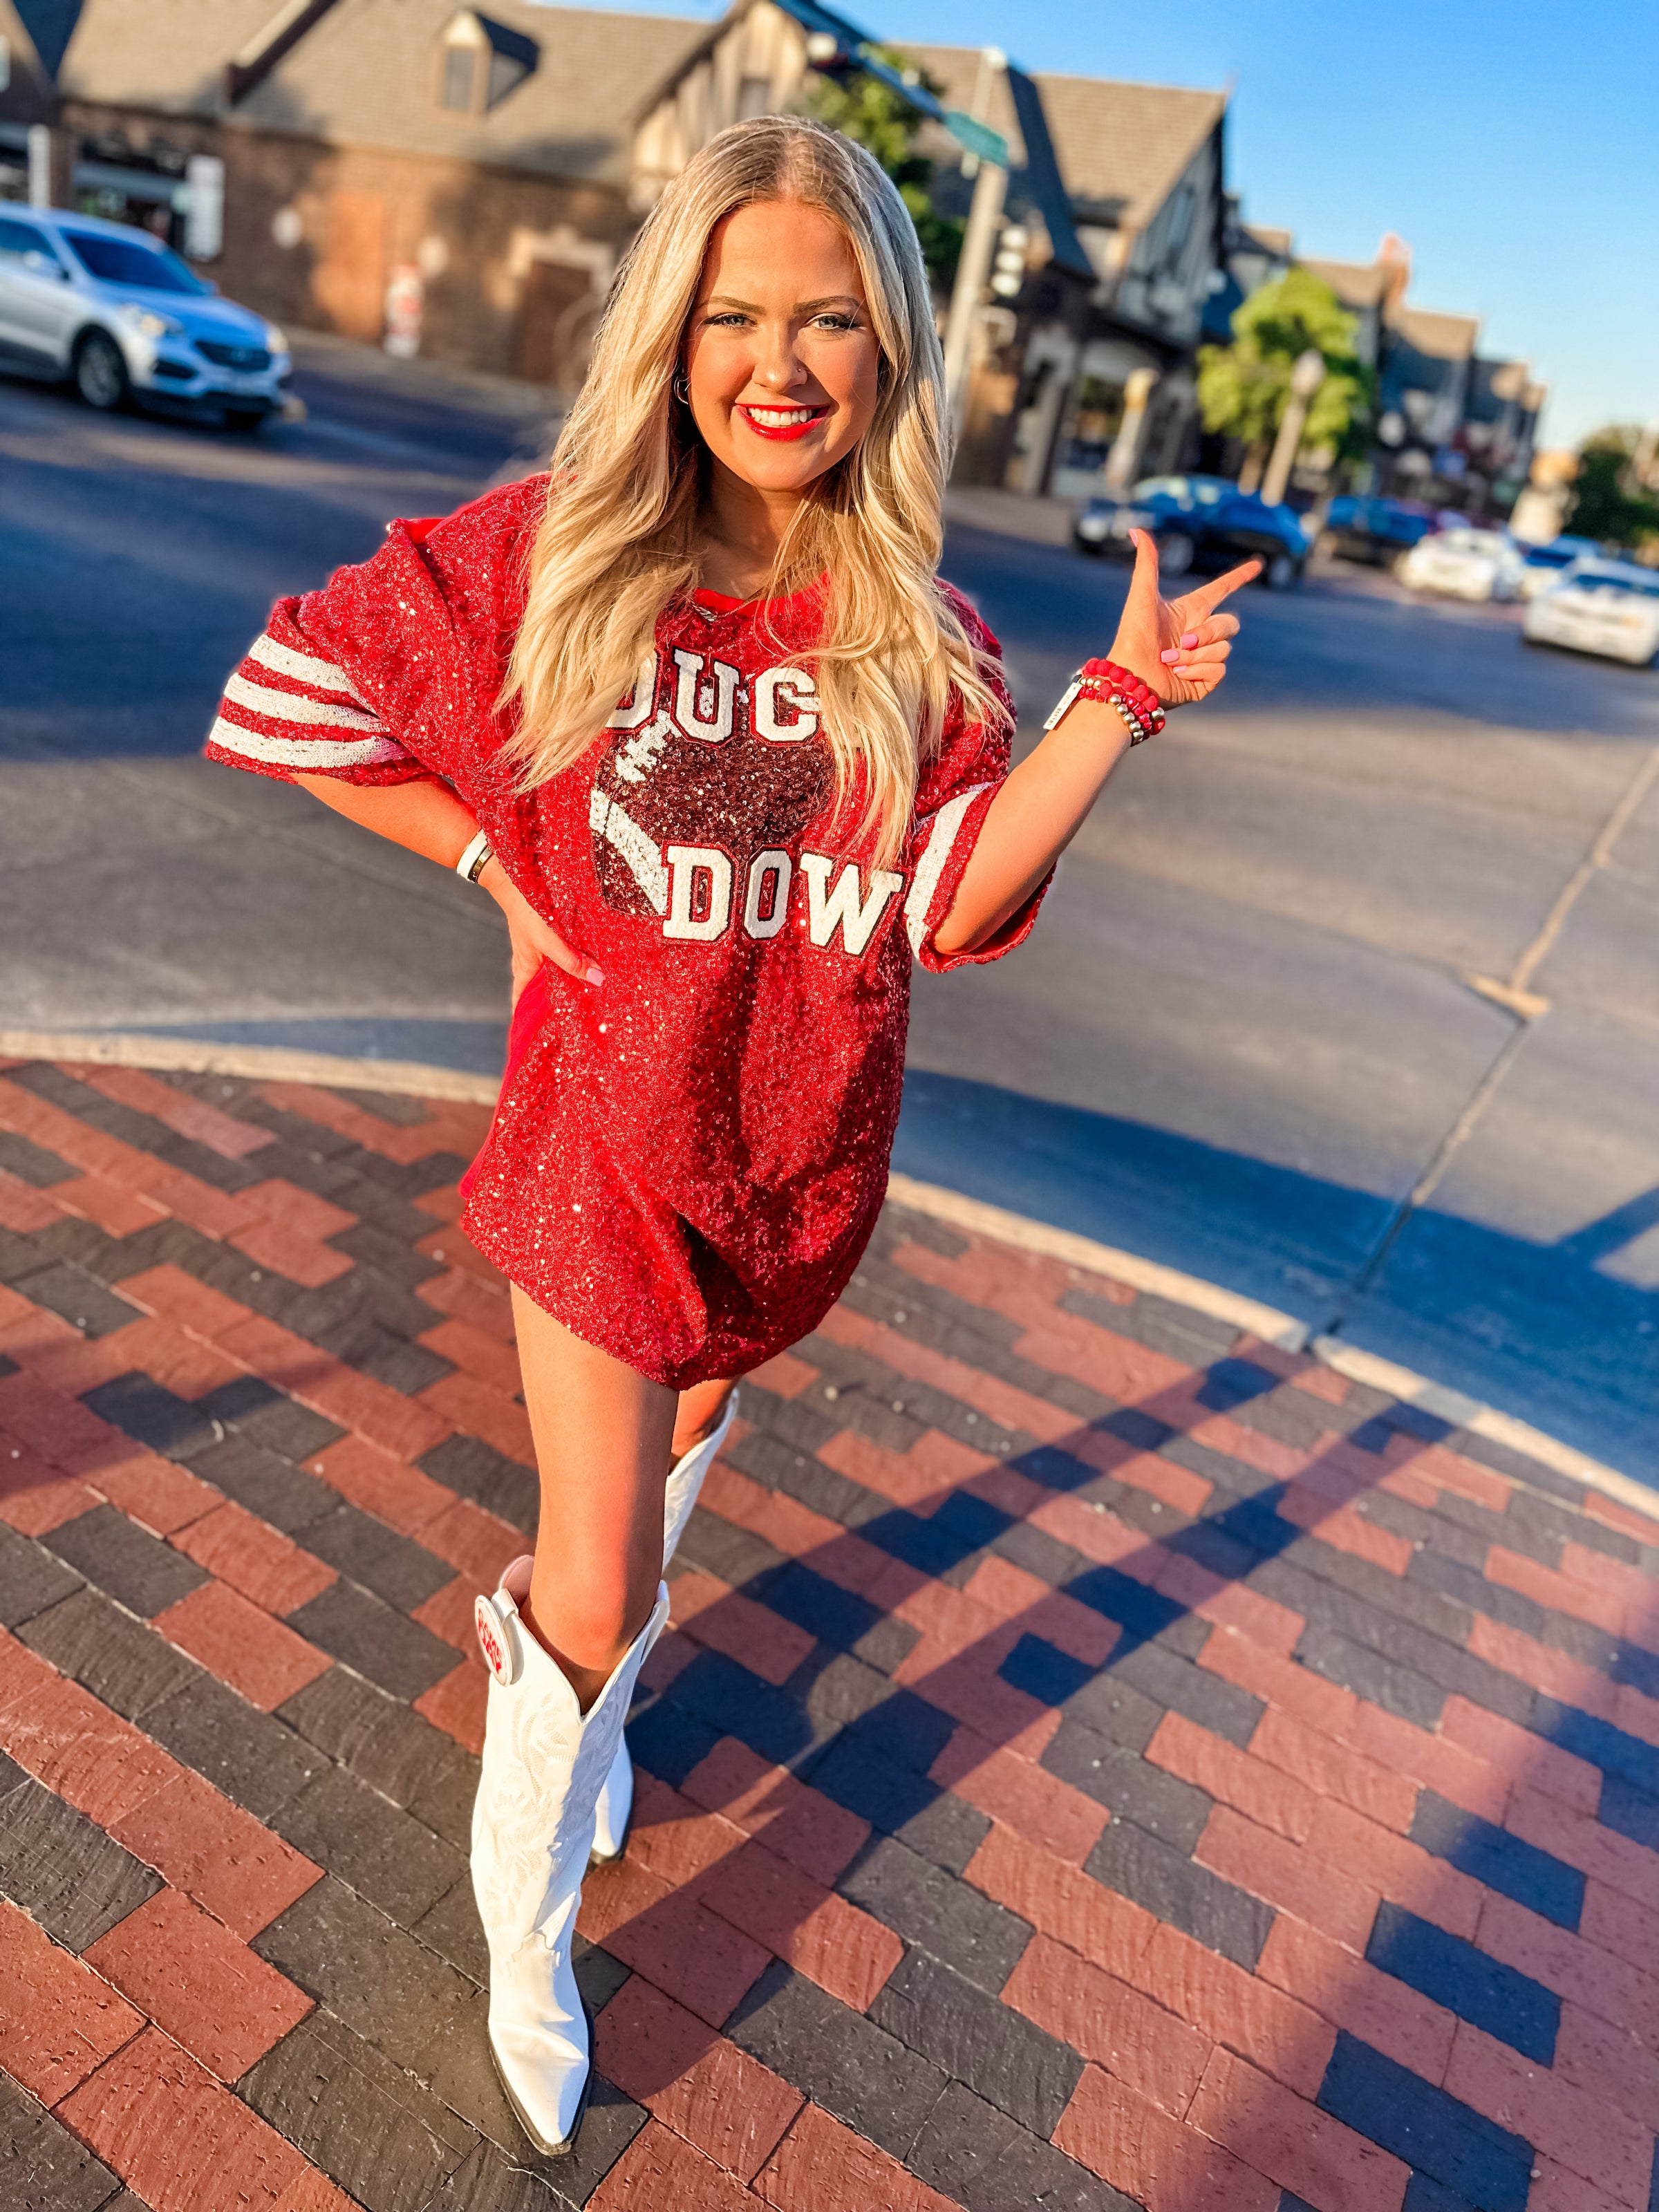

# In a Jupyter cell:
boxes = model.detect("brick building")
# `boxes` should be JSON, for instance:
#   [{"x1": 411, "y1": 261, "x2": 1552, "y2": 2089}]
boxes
[
  {"x1": 1219, "y1": 225, "x2": 1546, "y2": 517},
  {"x1": 3, "y1": 0, "x2": 1232, "y2": 480},
  {"x1": 1, "y1": 0, "x2": 704, "y2": 386}
]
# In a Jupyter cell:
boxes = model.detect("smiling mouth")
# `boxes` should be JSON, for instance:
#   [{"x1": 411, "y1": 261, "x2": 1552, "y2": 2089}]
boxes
[{"x1": 738, "y1": 403, "x2": 829, "y2": 441}]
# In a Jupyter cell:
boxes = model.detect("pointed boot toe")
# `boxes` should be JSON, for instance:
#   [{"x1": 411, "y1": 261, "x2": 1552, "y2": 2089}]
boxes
[
  {"x1": 471, "y1": 1558, "x2": 666, "y2": 2156},
  {"x1": 487, "y1": 1943, "x2": 591, "y2": 2153}
]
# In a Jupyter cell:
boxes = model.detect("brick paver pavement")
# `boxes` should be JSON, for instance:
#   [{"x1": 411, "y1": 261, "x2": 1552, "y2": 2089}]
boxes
[{"x1": 1, "y1": 1056, "x2": 1656, "y2": 2212}]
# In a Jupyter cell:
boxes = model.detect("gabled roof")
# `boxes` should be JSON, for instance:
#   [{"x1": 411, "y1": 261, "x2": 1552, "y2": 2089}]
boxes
[
  {"x1": 231, "y1": 0, "x2": 703, "y2": 181},
  {"x1": 1297, "y1": 254, "x2": 1394, "y2": 311},
  {"x1": 903, "y1": 46, "x2": 1226, "y2": 234},
  {"x1": 54, "y1": 0, "x2": 706, "y2": 184},
  {"x1": 1390, "y1": 305, "x2": 1479, "y2": 362},
  {"x1": 55, "y1": 0, "x2": 299, "y2": 115}
]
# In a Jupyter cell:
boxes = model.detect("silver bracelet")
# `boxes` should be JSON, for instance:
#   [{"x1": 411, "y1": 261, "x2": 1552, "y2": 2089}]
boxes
[
  {"x1": 456, "y1": 829, "x2": 494, "y2": 884},
  {"x1": 1044, "y1": 675, "x2": 1154, "y2": 746}
]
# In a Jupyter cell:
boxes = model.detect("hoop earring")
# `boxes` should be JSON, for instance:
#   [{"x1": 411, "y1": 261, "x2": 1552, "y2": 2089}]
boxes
[{"x1": 672, "y1": 371, "x2": 691, "y2": 405}]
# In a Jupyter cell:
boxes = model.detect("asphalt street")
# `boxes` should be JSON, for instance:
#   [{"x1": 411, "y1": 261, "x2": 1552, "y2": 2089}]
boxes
[{"x1": 3, "y1": 340, "x2": 1656, "y2": 1478}]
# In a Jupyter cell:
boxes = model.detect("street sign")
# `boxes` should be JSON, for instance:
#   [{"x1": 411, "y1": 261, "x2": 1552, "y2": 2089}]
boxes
[{"x1": 944, "y1": 109, "x2": 1007, "y2": 168}]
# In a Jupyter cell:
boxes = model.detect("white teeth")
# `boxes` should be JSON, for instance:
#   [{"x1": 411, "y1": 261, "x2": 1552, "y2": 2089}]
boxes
[{"x1": 745, "y1": 407, "x2": 819, "y2": 427}]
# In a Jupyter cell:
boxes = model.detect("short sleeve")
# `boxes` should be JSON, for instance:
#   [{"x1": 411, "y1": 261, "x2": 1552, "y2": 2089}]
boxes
[
  {"x1": 203, "y1": 477, "x2": 545, "y2": 797},
  {"x1": 902, "y1": 584, "x2": 1051, "y2": 973}
]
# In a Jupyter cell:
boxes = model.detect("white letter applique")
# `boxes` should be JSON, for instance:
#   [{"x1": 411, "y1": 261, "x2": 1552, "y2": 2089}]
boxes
[
  {"x1": 752, "y1": 667, "x2": 821, "y2": 743},
  {"x1": 663, "y1": 844, "x2": 734, "y2": 940},
  {"x1": 671, "y1": 650, "x2": 738, "y2": 743},
  {"x1": 799, "y1": 854, "x2": 901, "y2": 955},
  {"x1": 606, "y1": 654, "x2": 658, "y2": 730},
  {"x1": 742, "y1": 849, "x2": 793, "y2": 940}
]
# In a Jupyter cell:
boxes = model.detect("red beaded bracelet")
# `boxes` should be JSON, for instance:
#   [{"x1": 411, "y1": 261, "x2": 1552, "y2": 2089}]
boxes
[{"x1": 1043, "y1": 658, "x2": 1168, "y2": 745}]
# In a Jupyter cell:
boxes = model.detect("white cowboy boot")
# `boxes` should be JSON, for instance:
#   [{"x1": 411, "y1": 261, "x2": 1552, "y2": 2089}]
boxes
[
  {"x1": 471, "y1": 1555, "x2": 668, "y2": 2154},
  {"x1": 590, "y1": 1390, "x2": 738, "y2": 1864}
]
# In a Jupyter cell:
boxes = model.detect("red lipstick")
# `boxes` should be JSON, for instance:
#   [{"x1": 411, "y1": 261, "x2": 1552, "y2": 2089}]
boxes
[{"x1": 737, "y1": 404, "x2": 829, "y2": 442}]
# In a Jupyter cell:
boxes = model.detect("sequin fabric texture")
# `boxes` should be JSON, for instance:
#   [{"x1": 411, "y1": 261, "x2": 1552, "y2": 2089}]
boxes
[{"x1": 204, "y1": 478, "x2": 1047, "y2": 1387}]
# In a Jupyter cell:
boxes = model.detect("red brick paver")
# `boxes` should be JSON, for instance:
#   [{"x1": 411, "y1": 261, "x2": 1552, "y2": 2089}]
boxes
[{"x1": 0, "y1": 1058, "x2": 1653, "y2": 2212}]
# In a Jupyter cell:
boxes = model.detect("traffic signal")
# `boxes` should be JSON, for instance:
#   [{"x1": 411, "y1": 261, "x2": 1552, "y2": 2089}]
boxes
[{"x1": 990, "y1": 223, "x2": 1028, "y2": 299}]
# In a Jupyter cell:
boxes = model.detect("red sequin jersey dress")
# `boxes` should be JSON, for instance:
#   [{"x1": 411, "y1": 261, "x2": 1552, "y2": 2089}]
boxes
[{"x1": 204, "y1": 477, "x2": 1047, "y2": 1388}]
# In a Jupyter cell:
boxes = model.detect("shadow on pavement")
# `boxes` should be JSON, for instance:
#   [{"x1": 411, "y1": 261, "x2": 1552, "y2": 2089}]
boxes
[
  {"x1": 596, "y1": 1253, "x2": 1624, "y2": 2207},
  {"x1": 895, "y1": 1070, "x2": 1657, "y2": 1485}
]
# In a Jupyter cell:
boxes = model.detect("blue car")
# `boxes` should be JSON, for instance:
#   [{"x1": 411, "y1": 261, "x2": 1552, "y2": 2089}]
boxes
[
  {"x1": 1318, "y1": 495, "x2": 1437, "y2": 567},
  {"x1": 1074, "y1": 475, "x2": 1309, "y2": 590}
]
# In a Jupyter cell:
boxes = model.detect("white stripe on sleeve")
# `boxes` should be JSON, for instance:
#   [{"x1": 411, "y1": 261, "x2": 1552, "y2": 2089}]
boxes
[
  {"x1": 207, "y1": 716, "x2": 413, "y2": 769},
  {"x1": 903, "y1": 782, "x2": 990, "y2": 956},
  {"x1": 222, "y1": 672, "x2": 388, "y2": 733},
  {"x1": 246, "y1": 633, "x2": 370, "y2": 702}
]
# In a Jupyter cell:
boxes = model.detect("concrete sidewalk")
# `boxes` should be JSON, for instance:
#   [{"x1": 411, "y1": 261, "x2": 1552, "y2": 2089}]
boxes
[{"x1": 1, "y1": 1056, "x2": 1657, "y2": 2212}]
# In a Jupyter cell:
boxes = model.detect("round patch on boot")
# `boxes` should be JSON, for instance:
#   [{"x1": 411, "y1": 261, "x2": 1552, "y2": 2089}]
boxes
[{"x1": 474, "y1": 1591, "x2": 520, "y2": 1685}]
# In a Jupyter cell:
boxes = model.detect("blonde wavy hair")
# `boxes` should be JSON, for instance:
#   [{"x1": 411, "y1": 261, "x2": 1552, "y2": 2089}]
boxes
[{"x1": 500, "y1": 113, "x2": 1003, "y2": 865}]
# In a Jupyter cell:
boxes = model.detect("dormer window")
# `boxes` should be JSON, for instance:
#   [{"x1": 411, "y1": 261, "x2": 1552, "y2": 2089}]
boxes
[{"x1": 435, "y1": 10, "x2": 538, "y2": 115}]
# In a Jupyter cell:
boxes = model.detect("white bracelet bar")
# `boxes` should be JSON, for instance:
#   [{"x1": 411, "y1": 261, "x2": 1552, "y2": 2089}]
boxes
[{"x1": 456, "y1": 829, "x2": 493, "y2": 883}]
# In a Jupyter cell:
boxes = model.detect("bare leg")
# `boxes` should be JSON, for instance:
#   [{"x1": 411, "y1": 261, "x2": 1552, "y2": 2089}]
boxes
[
  {"x1": 672, "y1": 1377, "x2": 738, "y2": 1460},
  {"x1": 512, "y1": 1288, "x2": 675, "y2": 1712}
]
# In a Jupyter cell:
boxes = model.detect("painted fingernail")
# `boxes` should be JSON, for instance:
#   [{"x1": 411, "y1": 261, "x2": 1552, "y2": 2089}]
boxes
[
  {"x1": 585, "y1": 966, "x2": 606, "y2": 985},
  {"x1": 1181, "y1": 632, "x2": 1199, "y2": 647},
  {"x1": 1160, "y1": 648, "x2": 1181, "y2": 664}
]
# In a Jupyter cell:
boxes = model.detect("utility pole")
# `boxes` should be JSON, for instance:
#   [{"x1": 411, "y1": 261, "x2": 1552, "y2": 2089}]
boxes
[
  {"x1": 1103, "y1": 367, "x2": 1160, "y2": 497},
  {"x1": 940, "y1": 48, "x2": 1008, "y2": 440},
  {"x1": 27, "y1": 124, "x2": 53, "y2": 209},
  {"x1": 1261, "y1": 348, "x2": 1326, "y2": 507}
]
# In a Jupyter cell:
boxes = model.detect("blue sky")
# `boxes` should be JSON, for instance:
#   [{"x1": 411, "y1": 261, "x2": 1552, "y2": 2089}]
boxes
[{"x1": 604, "y1": 0, "x2": 1659, "y2": 449}]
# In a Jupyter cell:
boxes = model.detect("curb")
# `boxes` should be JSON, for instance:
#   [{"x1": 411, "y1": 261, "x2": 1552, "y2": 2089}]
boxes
[
  {"x1": 3, "y1": 1027, "x2": 1644, "y2": 1518},
  {"x1": 0, "y1": 1028, "x2": 500, "y2": 1106},
  {"x1": 887, "y1": 1174, "x2": 1652, "y2": 1518}
]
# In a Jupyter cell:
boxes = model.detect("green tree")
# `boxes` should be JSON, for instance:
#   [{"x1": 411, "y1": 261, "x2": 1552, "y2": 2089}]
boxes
[
  {"x1": 1567, "y1": 427, "x2": 1659, "y2": 549},
  {"x1": 806, "y1": 55, "x2": 964, "y2": 290},
  {"x1": 1197, "y1": 270, "x2": 1373, "y2": 479}
]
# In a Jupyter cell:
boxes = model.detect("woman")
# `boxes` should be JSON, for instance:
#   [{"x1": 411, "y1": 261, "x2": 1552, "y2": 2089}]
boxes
[{"x1": 204, "y1": 115, "x2": 1253, "y2": 2153}]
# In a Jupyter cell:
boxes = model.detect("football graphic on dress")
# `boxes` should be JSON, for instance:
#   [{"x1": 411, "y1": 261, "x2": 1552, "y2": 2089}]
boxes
[{"x1": 588, "y1": 637, "x2": 832, "y2": 926}]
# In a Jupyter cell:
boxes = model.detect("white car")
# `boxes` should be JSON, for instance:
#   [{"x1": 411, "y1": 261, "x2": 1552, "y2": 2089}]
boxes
[
  {"x1": 1516, "y1": 535, "x2": 1603, "y2": 601},
  {"x1": 0, "y1": 207, "x2": 290, "y2": 429},
  {"x1": 1398, "y1": 527, "x2": 1526, "y2": 603},
  {"x1": 1523, "y1": 562, "x2": 1659, "y2": 667}
]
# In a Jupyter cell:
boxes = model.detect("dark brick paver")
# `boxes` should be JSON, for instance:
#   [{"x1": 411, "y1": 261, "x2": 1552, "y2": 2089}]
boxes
[{"x1": 1, "y1": 1055, "x2": 1656, "y2": 2210}]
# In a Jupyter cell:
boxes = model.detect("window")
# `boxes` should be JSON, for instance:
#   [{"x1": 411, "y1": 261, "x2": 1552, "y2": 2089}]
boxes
[
  {"x1": 487, "y1": 48, "x2": 527, "y2": 105},
  {"x1": 436, "y1": 12, "x2": 538, "y2": 114},
  {"x1": 1162, "y1": 184, "x2": 1194, "y2": 267},
  {"x1": 737, "y1": 75, "x2": 773, "y2": 119},
  {"x1": 0, "y1": 217, "x2": 55, "y2": 261},
  {"x1": 440, "y1": 44, "x2": 476, "y2": 110},
  {"x1": 59, "y1": 229, "x2": 208, "y2": 293}
]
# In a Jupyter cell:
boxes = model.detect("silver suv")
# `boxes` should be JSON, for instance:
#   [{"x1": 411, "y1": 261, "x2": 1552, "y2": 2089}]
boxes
[{"x1": 0, "y1": 207, "x2": 291, "y2": 429}]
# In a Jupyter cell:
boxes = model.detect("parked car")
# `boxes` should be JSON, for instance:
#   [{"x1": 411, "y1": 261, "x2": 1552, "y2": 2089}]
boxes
[
  {"x1": 1397, "y1": 527, "x2": 1526, "y2": 603},
  {"x1": 1523, "y1": 562, "x2": 1659, "y2": 666},
  {"x1": 0, "y1": 207, "x2": 290, "y2": 429},
  {"x1": 1074, "y1": 475, "x2": 1309, "y2": 589},
  {"x1": 1317, "y1": 494, "x2": 1437, "y2": 568},
  {"x1": 1516, "y1": 535, "x2": 1604, "y2": 600}
]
